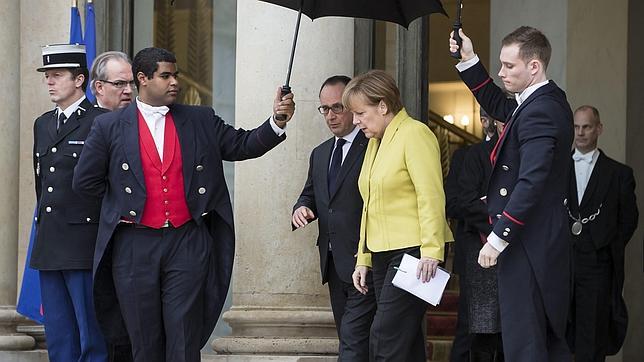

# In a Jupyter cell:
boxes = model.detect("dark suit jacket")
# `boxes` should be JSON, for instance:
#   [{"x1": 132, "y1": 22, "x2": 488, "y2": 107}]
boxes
[
  {"x1": 31, "y1": 98, "x2": 105, "y2": 270},
  {"x1": 568, "y1": 150, "x2": 638, "y2": 353},
  {"x1": 72, "y1": 102, "x2": 285, "y2": 346},
  {"x1": 293, "y1": 130, "x2": 367, "y2": 284},
  {"x1": 459, "y1": 61, "x2": 574, "y2": 340},
  {"x1": 445, "y1": 145, "x2": 470, "y2": 275}
]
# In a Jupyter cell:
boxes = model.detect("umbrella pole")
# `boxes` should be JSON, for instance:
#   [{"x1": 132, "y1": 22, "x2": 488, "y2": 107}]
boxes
[{"x1": 276, "y1": 0, "x2": 303, "y2": 121}]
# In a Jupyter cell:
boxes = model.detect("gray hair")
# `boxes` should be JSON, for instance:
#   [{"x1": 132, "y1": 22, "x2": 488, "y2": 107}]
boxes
[{"x1": 90, "y1": 51, "x2": 131, "y2": 94}]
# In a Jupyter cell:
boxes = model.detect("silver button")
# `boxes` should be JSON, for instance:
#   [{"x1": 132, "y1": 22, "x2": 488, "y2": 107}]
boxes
[
  {"x1": 122, "y1": 163, "x2": 129, "y2": 171},
  {"x1": 563, "y1": 198, "x2": 568, "y2": 206},
  {"x1": 124, "y1": 187, "x2": 132, "y2": 194},
  {"x1": 505, "y1": 227, "x2": 510, "y2": 232},
  {"x1": 45, "y1": 206, "x2": 52, "y2": 213},
  {"x1": 162, "y1": 175, "x2": 167, "y2": 181},
  {"x1": 51, "y1": 147, "x2": 57, "y2": 153},
  {"x1": 129, "y1": 210, "x2": 137, "y2": 217},
  {"x1": 499, "y1": 188, "x2": 508, "y2": 197},
  {"x1": 73, "y1": 152, "x2": 78, "y2": 158},
  {"x1": 198, "y1": 187, "x2": 206, "y2": 195},
  {"x1": 502, "y1": 231, "x2": 509, "y2": 237},
  {"x1": 36, "y1": 152, "x2": 40, "y2": 157},
  {"x1": 496, "y1": 214, "x2": 502, "y2": 219},
  {"x1": 47, "y1": 186, "x2": 54, "y2": 193},
  {"x1": 34, "y1": 216, "x2": 38, "y2": 222},
  {"x1": 86, "y1": 217, "x2": 91, "y2": 222},
  {"x1": 163, "y1": 188, "x2": 168, "y2": 193},
  {"x1": 165, "y1": 211, "x2": 170, "y2": 216},
  {"x1": 502, "y1": 165, "x2": 509, "y2": 171},
  {"x1": 49, "y1": 166, "x2": 56, "y2": 173},
  {"x1": 196, "y1": 165, "x2": 204, "y2": 171}
]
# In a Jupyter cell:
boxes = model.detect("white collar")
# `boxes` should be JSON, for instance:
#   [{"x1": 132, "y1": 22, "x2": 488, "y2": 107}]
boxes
[
  {"x1": 515, "y1": 80, "x2": 550, "y2": 106},
  {"x1": 573, "y1": 148, "x2": 598, "y2": 162},
  {"x1": 335, "y1": 126, "x2": 359, "y2": 144},
  {"x1": 136, "y1": 97, "x2": 170, "y2": 116},
  {"x1": 56, "y1": 95, "x2": 86, "y2": 119}
]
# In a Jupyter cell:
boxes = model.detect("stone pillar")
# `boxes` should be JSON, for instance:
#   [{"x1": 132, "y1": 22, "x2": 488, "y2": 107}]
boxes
[
  {"x1": 0, "y1": 0, "x2": 35, "y2": 351},
  {"x1": 210, "y1": 0, "x2": 354, "y2": 359}
]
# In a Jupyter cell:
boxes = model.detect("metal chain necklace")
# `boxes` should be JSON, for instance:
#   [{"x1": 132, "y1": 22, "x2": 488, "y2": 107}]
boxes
[{"x1": 567, "y1": 203, "x2": 602, "y2": 236}]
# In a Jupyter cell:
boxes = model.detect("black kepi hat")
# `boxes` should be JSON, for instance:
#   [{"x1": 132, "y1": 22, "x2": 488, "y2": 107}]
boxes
[{"x1": 37, "y1": 44, "x2": 87, "y2": 72}]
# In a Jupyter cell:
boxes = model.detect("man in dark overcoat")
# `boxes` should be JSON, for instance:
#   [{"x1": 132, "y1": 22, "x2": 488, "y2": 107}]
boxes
[
  {"x1": 292, "y1": 75, "x2": 376, "y2": 361},
  {"x1": 73, "y1": 47, "x2": 295, "y2": 362},
  {"x1": 450, "y1": 27, "x2": 574, "y2": 360},
  {"x1": 32, "y1": 43, "x2": 108, "y2": 362},
  {"x1": 566, "y1": 105, "x2": 638, "y2": 361}
]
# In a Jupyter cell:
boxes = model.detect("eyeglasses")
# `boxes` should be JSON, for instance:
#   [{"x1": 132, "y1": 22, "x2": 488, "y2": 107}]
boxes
[
  {"x1": 317, "y1": 103, "x2": 344, "y2": 115},
  {"x1": 99, "y1": 79, "x2": 136, "y2": 89}
]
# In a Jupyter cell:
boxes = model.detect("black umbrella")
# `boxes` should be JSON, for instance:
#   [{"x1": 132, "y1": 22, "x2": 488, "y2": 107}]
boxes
[{"x1": 259, "y1": 0, "x2": 448, "y2": 120}]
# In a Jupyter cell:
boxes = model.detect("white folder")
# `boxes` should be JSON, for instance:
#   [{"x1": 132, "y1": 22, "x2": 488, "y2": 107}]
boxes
[{"x1": 391, "y1": 253, "x2": 451, "y2": 306}]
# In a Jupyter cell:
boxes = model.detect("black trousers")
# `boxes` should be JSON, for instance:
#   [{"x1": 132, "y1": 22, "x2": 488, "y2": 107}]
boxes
[
  {"x1": 327, "y1": 254, "x2": 376, "y2": 362},
  {"x1": 111, "y1": 221, "x2": 211, "y2": 362},
  {"x1": 370, "y1": 247, "x2": 428, "y2": 362},
  {"x1": 450, "y1": 273, "x2": 472, "y2": 362},
  {"x1": 573, "y1": 245, "x2": 612, "y2": 362}
]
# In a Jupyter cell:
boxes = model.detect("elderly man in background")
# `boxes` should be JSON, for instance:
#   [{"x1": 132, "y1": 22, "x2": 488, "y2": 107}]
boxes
[{"x1": 90, "y1": 51, "x2": 134, "y2": 110}]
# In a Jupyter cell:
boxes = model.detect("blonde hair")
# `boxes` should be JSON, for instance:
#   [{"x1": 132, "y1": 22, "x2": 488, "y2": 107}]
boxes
[{"x1": 342, "y1": 70, "x2": 403, "y2": 115}]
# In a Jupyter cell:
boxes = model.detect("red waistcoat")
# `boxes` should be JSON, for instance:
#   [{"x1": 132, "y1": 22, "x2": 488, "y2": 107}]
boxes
[{"x1": 137, "y1": 111, "x2": 192, "y2": 228}]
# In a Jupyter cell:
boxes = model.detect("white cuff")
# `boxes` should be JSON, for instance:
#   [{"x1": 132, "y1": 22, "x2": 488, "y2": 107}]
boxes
[
  {"x1": 455, "y1": 54, "x2": 480, "y2": 72},
  {"x1": 487, "y1": 232, "x2": 509, "y2": 252},
  {"x1": 270, "y1": 116, "x2": 287, "y2": 136}
]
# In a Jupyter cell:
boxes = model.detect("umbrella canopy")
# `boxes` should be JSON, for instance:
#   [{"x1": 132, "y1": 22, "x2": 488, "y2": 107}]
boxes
[{"x1": 259, "y1": 0, "x2": 447, "y2": 29}]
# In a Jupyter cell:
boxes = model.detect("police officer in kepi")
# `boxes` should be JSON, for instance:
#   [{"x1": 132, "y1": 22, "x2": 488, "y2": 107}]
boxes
[{"x1": 31, "y1": 44, "x2": 109, "y2": 362}]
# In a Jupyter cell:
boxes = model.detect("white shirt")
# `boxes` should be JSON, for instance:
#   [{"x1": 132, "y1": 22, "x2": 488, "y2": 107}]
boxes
[
  {"x1": 56, "y1": 95, "x2": 87, "y2": 122},
  {"x1": 136, "y1": 97, "x2": 286, "y2": 160},
  {"x1": 573, "y1": 148, "x2": 599, "y2": 204},
  {"x1": 329, "y1": 126, "x2": 360, "y2": 168}
]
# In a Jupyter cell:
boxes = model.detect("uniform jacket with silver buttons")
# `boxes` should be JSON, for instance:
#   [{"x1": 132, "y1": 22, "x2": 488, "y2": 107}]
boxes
[
  {"x1": 72, "y1": 101, "x2": 285, "y2": 345},
  {"x1": 459, "y1": 61, "x2": 574, "y2": 347},
  {"x1": 31, "y1": 98, "x2": 106, "y2": 270}
]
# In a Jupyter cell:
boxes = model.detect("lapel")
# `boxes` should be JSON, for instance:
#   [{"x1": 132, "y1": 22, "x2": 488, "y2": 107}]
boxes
[
  {"x1": 569, "y1": 155, "x2": 580, "y2": 213},
  {"x1": 121, "y1": 103, "x2": 146, "y2": 190},
  {"x1": 493, "y1": 82, "x2": 557, "y2": 162},
  {"x1": 329, "y1": 130, "x2": 367, "y2": 201},
  {"x1": 51, "y1": 98, "x2": 93, "y2": 144},
  {"x1": 169, "y1": 104, "x2": 196, "y2": 197},
  {"x1": 317, "y1": 138, "x2": 335, "y2": 200},
  {"x1": 580, "y1": 151, "x2": 611, "y2": 209},
  {"x1": 370, "y1": 109, "x2": 406, "y2": 175}
]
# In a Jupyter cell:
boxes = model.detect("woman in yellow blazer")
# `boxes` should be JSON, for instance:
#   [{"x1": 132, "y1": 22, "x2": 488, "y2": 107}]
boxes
[{"x1": 344, "y1": 70, "x2": 453, "y2": 361}]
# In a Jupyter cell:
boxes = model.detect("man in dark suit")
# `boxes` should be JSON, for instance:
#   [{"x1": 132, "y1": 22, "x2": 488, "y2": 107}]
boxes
[
  {"x1": 567, "y1": 105, "x2": 638, "y2": 361},
  {"x1": 292, "y1": 75, "x2": 376, "y2": 361},
  {"x1": 32, "y1": 44, "x2": 108, "y2": 362},
  {"x1": 72, "y1": 47, "x2": 295, "y2": 362},
  {"x1": 450, "y1": 27, "x2": 574, "y2": 360}
]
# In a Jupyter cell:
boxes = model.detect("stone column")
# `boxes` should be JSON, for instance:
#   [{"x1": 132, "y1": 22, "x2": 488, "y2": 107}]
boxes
[
  {"x1": 210, "y1": 0, "x2": 354, "y2": 359},
  {"x1": 0, "y1": 0, "x2": 35, "y2": 351}
]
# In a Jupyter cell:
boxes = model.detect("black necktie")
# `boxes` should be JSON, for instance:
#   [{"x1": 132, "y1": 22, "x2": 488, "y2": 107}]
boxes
[
  {"x1": 57, "y1": 113, "x2": 67, "y2": 133},
  {"x1": 328, "y1": 138, "x2": 346, "y2": 195}
]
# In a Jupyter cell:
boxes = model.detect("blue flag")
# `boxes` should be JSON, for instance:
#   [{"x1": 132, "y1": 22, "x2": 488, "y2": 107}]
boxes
[
  {"x1": 70, "y1": 5, "x2": 83, "y2": 44},
  {"x1": 84, "y1": 1, "x2": 97, "y2": 102},
  {"x1": 16, "y1": 209, "x2": 43, "y2": 324}
]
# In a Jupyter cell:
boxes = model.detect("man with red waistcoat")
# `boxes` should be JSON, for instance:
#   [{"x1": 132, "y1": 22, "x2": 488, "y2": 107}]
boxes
[
  {"x1": 73, "y1": 47, "x2": 295, "y2": 362},
  {"x1": 449, "y1": 27, "x2": 574, "y2": 361}
]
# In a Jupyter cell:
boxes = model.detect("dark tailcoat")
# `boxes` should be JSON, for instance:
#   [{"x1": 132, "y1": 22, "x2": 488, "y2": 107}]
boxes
[
  {"x1": 72, "y1": 102, "x2": 285, "y2": 347},
  {"x1": 460, "y1": 62, "x2": 574, "y2": 359},
  {"x1": 445, "y1": 145, "x2": 470, "y2": 275},
  {"x1": 31, "y1": 98, "x2": 106, "y2": 270},
  {"x1": 293, "y1": 131, "x2": 368, "y2": 283},
  {"x1": 567, "y1": 150, "x2": 638, "y2": 355}
]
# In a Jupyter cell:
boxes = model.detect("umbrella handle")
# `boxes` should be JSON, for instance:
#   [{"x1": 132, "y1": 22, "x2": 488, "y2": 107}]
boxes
[
  {"x1": 275, "y1": 85, "x2": 292, "y2": 121},
  {"x1": 451, "y1": 23, "x2": 463, "y2": 60}
]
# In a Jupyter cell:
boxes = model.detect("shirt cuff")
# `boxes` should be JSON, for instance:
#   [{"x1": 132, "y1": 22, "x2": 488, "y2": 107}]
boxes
[
  {"x1": 455, "y1": 54, "x2": 480, "y2": 72},
  {"x1": 270, "y1": 116, "x2": 287, "y2": 136},
  {"x1": 487, "y1": 232, "x2": 509, "y2": 252}
]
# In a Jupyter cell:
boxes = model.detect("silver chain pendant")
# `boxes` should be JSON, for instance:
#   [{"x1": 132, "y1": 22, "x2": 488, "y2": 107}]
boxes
[{"x1": 571, "y1": 221, "x2": 583, "y2": 236}]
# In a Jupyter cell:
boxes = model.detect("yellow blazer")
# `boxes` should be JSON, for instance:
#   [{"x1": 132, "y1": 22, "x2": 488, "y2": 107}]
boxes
[{"x1": 356, "y1": 109, "x2": 453, "y2": 267}]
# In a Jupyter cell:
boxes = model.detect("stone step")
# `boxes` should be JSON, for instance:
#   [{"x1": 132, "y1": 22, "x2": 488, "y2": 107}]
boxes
[{"x1": 427, "y1": 338, "x2": 452, "y2": 362}]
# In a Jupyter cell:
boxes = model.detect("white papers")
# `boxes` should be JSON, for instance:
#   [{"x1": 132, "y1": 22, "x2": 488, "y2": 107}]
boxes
[{"x1": 392, "y1": 253, "x2": 451, "y2": 306}]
